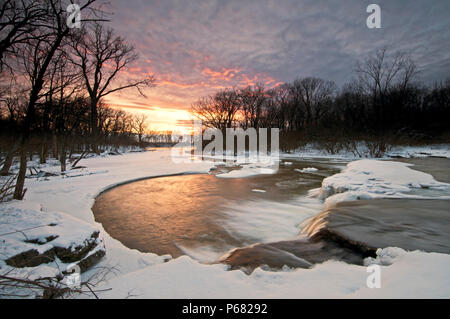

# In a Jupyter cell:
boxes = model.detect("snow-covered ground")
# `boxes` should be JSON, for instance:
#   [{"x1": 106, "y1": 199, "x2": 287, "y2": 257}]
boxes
[
  {"x1": 318, "y1": 159, "x2": 450, "y2": 205},
  {"x1": 282, "y1": 143, "x2": 450, "y2": 160},
  {"x1": 0, "y1": 206, "x2": 106, "y2": 295},
  {"x1": 1, "y1": 146, "x2": 450, "y2": 298}
]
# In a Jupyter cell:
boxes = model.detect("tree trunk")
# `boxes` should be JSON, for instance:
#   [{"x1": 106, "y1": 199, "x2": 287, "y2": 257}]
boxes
[
  {"x1": 13, "y1": 146, "x2": 27, "y2": 200},
  {"x1": 0, "y1": 142, "x2": 18, "y2": 176},
  {"x1": 12, "y1": 24, "x2": 70, "y2": 201},
  {"x1": 90, "y1": 99, "x2": 99, "y2": 154},
  {"x1": 40, "y1": 143, "x2": 46, "y2": 164},
  {"x1": 60, "y1": 137, "x2": 66, "y2": 172},
  {"x1": 52, "y1": 133, "x2": 58, "y2": 158},
  {"x1": 40, "y1": 134, "x2": 48, "y2": 164}
]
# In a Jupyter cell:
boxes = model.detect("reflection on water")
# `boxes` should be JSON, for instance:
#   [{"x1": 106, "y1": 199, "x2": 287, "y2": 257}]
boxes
[
  {"x1": 93, "y1": 156, "x2": 450, "y2": 268},
  {"x1": 92, "y1": 159, "x2": 342, "y2": 261}
]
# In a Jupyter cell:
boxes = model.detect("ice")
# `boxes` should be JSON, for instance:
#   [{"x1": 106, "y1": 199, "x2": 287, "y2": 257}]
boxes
[
  {"x1": 295, "y1": 167, "x2": 319, "y2": 173},
  {"x1": 364, "y1": 247, "x2": 409, "y2": 267},
  {"x1": 318, "y1": 160, "x2": 450, "y2": 204},
  {"x1": 216, "y1": 163, "x2": 278, "y2": 178},
  {"x1": 251, "y1": 189, "x2": 267, "y2": 193}
]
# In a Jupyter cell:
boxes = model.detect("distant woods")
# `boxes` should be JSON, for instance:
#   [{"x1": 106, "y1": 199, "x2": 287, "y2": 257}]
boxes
[
  {"x1": 191, "y1": 48, "x2": 450, "y2": 152},
  {"x1": 0, "y1": 0, "x2": 155, "y2": 199}
]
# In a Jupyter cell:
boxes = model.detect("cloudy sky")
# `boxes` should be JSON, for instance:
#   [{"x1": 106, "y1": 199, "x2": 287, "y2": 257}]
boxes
[{"x1": 104, "y1": 0, "x2": 450, "y2": 130}]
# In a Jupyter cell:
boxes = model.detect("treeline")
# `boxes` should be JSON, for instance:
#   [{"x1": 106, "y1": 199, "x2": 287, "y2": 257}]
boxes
[
  {"x1": 0, "y1": 0, "x2": 154, "y2": 200},
  {"x1": 191, "y1": 48, "x2": 450, "y2": 151},
  {"x1": 0, "y1": 100, "x2": 149, "y2": 163}
]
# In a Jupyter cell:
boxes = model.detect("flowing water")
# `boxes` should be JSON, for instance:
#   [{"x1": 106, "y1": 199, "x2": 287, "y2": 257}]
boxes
[
  {"x1": 92, "y1": 156, "x2": 450, "y2": 269},
  {"x1": 92, "y1": 159, "x2": 345, "y2": 262}
]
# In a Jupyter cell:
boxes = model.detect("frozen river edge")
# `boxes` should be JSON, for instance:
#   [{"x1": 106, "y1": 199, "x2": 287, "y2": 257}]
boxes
[{"x1": 1, "y1": 147, "x2": 450, "y2": 298}]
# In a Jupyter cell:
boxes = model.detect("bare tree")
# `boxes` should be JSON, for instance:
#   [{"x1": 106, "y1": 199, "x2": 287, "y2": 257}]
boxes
[
  {"x1": 399, "y1": 55, "x2": 418, "y2": 92},
  {"x1": 0, "y1": 0, "x2": 49, "y2": 71},
  {"x1": 11, "y1": 0, "x2": 99, "y2": 200},
  {"x1": 191, "y1": 89, "x2": 240, "y2": 131},
  {"x1": 44, "y1": 50, "x2": 85, "y2": 171},
  {"x1": 291, "y1": 77, "x2": 336, "y2": 126},
  {"x1": 1, "y1": 265, "x2": 117, "y2": 299},
  {"x1": 70, "y1": 23, "x2": 155, "y2": 150},
  {"x1": 272, "y1": 83, "x2": 297, "y2": 131},
  {"x1": 238, "y1": 83, "x2": 267, "y2": 129},
  {"x1": 0, "y1": 83, "x2": 25, "y2": 175},
  {"x1": 132, "y1": 113, "x2": 148, "y2": 145},
  {"x1": 97, "y1": 101, "x2": 114, "y2": 136},
  {"x1": 355, "y1": 48, "x2": 418, "y2": 99},
  {"x1": 0, "y1": 174, "x2": 15, "y2": 201},
  {"x1": 355, "y1": 48, "x2": 419, "y2": 129}
]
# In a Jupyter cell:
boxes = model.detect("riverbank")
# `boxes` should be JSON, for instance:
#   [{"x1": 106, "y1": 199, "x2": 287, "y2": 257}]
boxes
[{"x1": 1, "y1": 146, "x2": 450, "y2": 298}]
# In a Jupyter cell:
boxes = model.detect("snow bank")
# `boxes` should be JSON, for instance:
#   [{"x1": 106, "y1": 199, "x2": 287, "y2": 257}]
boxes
[
  {"x1": 0, "y1": 206, "x2": 105, "y2": 292},
  {"x1": 364, "y1": 247, "x2": 409, "y2": 267},
  {"x1": 216, "y1": 163, "x2": 278, "y2": 178},
  {"x1": 387, "y1": 144, "x2": 450, "y2": 159},
  {"x1": 96, "y1": 247, "x2": 450, "y2": 299},
  {"x1": 0, "y1": 207, "x2": 101, "y2": 262},
  {"x1": 319, "y1": 160, "x2": 450, "y2": 204},
  {"x1": 281, "y1": 143, "x2": 450, "y2": 160}
]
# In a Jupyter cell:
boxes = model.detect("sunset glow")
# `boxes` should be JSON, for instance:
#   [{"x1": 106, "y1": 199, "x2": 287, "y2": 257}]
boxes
[
  {"x1": 107, "y1": 98, "x2": 193, "y2": 133},
  {"x1": 106, "y1": 65, "x2": 281, "y2": 132},
  {"x1": 105, "y1": 0, "x2": 450, "y2": 132}
]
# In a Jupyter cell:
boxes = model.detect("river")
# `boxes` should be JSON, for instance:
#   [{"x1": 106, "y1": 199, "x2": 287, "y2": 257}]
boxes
[{"x1": 92, "y1": 156, "x2": 450, "y2": 272}]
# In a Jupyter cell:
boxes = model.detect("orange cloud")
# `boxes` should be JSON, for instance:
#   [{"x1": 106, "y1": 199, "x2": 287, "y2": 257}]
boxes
[
  {"x1": 158, "y1": 79, "x2": 205, "y2": 89},
  {"x1": 201, "y1": 67, "x2": 241, "y2": 81},
  {"x1": 104, "y1": 53, "x2": 284, "y2": 131}
]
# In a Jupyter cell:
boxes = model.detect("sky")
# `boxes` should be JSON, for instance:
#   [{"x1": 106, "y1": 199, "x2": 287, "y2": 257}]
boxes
[{"x1": 103, "y1": 0, "x2": 450, "y2": 131}]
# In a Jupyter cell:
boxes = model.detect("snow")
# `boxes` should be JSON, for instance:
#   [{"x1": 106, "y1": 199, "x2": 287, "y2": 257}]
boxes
[
  {"x1": 281, "y1": 143, "x2": 450, "y2": 160},
  {"x1": 96, "y1": 248, "x2": 450, "y2": 299},
  {"x1": 387, "y1": 144, "x2": 450, "y2": 159},
  {"x1": 364, "y1": 247, "x2": 409, "y2": 267},
  {"x1": 216, "y1": 163, "x2": 278, "y2": 179},
  {"x1": 0, "y1": 207, "x2": 101, "y2": 262},
  {"x1": 295, "y1": 167, "x2": 319, "y2": 173},
  {"x1": 318, "y1": 159, "x2": 450, "y2": 205},
  {"x1": 251, "y1": 189, "x2": 266, "y2": 193},
  {"x1": 1, "y1": 147, "x2": 450, "y2": 298},
  {"x1": 198, "y1": 152, "x2": 281, "y2": 179}
]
